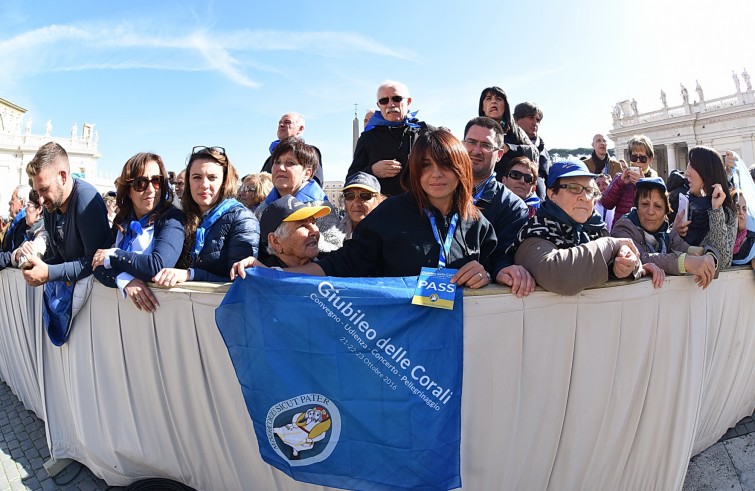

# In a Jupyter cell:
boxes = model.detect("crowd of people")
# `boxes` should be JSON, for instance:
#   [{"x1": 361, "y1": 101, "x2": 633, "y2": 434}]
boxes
[{"x1": 1, "y1": 79, "x2": 754, "y2": 320}]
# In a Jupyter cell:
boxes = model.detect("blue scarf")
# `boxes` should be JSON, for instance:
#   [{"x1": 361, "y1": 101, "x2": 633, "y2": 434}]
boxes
[
  {"x1": 365, "y1": 109, "x2": 421, "y2": 131},
  {"x1": 6, "y1": 208, "x2": 26, "y2": 249},
  {"x1": 118, "y1": 212, "x2": 153, "y2": 252},
  {"x1": 191, "y1": 199, "x2": 242, "y2": 260},
  {"x1": 269, "y1": 140, "x2": 279, "y2": 155},
  {"x1": 626, "y1": 208, "x2": 670, "y2": 253},
  {"x1": 264, "y1": 179, "x2": 329, "y2": 205},
  {"x1": 525, "y1": 195, "x2": 541, "y2": 211},
  {"x1": 685, "y1": 193, "x2": 712, "y2": 246}
]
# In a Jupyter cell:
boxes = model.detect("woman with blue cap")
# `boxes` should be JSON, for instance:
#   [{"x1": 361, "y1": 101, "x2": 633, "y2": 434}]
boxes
[
  {"x1": 611, "y1": 177, "x2": 718, "y2": 288},
  {"x1": 508, "y1": 161, "x2": 663, "y2": 295}
]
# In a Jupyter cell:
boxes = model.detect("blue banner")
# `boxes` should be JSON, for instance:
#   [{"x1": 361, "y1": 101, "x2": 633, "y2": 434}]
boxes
[{"x1": 215, "y1": 268, "x2": 463, "y2": 491}]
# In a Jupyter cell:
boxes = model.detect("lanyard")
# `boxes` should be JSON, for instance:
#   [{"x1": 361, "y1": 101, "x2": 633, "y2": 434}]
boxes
[
  {"x1": 473, "y1": 174, "x2": 496, "y2": 205},
  {"x1": 424, "y1": 209, "x2": 459, "y2": 269}
]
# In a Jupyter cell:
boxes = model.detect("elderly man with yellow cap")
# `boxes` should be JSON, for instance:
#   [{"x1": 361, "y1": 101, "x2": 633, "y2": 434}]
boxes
[
  {"x1": 259, "y1": 195, "x2": 331, "y2": 269},
  {"x1": 338, "y1": 172, "x2": 385, "y2": 240}
]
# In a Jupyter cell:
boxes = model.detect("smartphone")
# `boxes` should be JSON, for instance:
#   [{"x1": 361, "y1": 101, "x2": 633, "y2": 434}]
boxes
[
  {"x1": 628, "y1": 166, "x2": 640, "y2": 174},
  {"x1": 678, "y1": 193, "x2": 689, "y2": 222}
]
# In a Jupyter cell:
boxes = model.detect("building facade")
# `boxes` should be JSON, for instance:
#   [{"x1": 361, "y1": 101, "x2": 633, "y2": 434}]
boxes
[
  {"x1": 0, "y1": 97, "x2": 111, "y2": 216},
  {"x1": 609, "y1": 71, "x2": 755, "y2": 179}
]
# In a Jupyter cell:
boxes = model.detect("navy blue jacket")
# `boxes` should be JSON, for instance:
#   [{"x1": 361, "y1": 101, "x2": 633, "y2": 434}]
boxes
[
  {"x1": 43, "y1": 179, "x2": 111, "y2": 282},
  {"x1": 94, "y1": 206, "x2": 185, "y2": 288},
  {"x1": 191, "y1": 204, "x2": 259, "y2": 282},
  {"x1": 475, "y1": 178, "x2": 529, "y2": 275}
]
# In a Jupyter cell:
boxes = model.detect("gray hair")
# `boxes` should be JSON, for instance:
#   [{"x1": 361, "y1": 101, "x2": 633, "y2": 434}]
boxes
[
  {"x1": 376, "y1": 80, "x2": 410, "y2": 99},
  {"x1": 265, "y1": 221, "x2": 295, "y2": 256},
  {"x1": 16, "y1": 185, "x2": 31, "y2": 203}
]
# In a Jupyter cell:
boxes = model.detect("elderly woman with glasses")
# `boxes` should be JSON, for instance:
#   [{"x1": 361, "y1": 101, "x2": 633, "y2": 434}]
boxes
[
  {"x1": 91, "y1": 153, "x2": 185, "y2": 312},
  {"x1": 3, "y1": 190, "x2": 49, "y2": 271},
  {"x1": 509, "y1": 161, "x2": 663, "y2": 295},
  {"x1": 600, "y1": 134, "x2": 658, "y2": 228},
  {"x1": 238, "y1": 172, "x2": 273, "y2": 211},
  {"x1": 255, "y1": 137, "x2": 342, "y2": 255},
  {"x1": 232, "y1": 129, "x2": 498, "y2": 289},
  {"x1": 152, "y1": 146, "x2": 259, "y2": 287},
  {"x1": 338, "y1": 172, "x2": 385, "y2": 240},
  {"x1": 611, "y1": 178, "x2": 717, "y2": 288}
]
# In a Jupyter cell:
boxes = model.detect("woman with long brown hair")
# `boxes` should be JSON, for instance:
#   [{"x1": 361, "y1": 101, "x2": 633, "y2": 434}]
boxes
[
  {"x1": 153, "y1": 146, "x2": 259, "y2": 286},
  {"x1": 92, "y1": 152, "x2": 184, "y2": 312},
  {"x1": 232, "y1": 129, "x2": 497, "y2": 288}
]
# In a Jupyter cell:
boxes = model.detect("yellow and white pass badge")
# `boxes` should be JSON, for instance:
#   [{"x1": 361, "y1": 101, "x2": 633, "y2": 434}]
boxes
[{"x1": 412, "y1": 267, "x2": 458, "y2": 310}]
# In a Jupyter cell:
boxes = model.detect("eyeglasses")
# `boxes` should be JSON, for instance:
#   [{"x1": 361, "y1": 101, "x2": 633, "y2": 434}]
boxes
[
  {"x1": 507, "y1": 170, "x2": 535, "y2": 184},
  {"x1": 24, "y1": 202, "x2": 38, "y2": 210},
  {"x1": 343, "y1": 191, "x2": 377, "y2": 201},
  {"x1": 462, "y1": 139, "x2": 498, "y2": 152},
  {"x1": 377, "y1": 95, "x2": 404, "y2": 105},
  {"x1": 192, "y1": 146, "x2": 226, "y2": 156},
  {"x1": 239, "y1": 185, "x2": 256, "y2": 194},
  {"x1": 556, "y1": 183, "x2": 601, "y2": 199},
  {"x1": 129, "y1": 175, "x2": 164, "y2": 192},
  {"x1": 630, "y1": 154, "x2": 649, "y2": 164}
]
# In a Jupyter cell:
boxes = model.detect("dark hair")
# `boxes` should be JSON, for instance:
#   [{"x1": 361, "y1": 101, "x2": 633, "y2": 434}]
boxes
[
  {"x1": 463, "y1": 117, "x2": 505, "y2": 148},
  {"x1": 27, "y1": 190, "x2": 42, "y2": 208},
  {"x1": 113, "y1": 153, "x2": 174, "y2": 232},
  {"x1": 688, "y1": 146, "x2": 734, "y2": 213},
  {"x1": 270, "y1": 137, "x2": 319, "y2": 175},
  {"x1": 513, "y1": 102, "x2": 543, "y2": 121},
  {"x1": 505, "y1": 156, "x2": 538, "y2": 180},
  {"x1": 404, "y1": 129, "x2": 479, "y2": 221},
  {"x1": 477, "y1": 87, "x2": 531, "y2": 146},
  {"x1": 634, "y1": 185, "x2": 671, "y2": 216},
  {"x1": 181, "y1": 146, "x2": 239, "y2": 250}
]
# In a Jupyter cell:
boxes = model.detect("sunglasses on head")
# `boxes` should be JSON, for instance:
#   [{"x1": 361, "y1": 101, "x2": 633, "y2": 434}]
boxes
[
  {"x1": 191, "y1": 146, "x2": 226, "y2": 156},
  {"x1": 343, "y1": 191, "x2": 376, "y2": 201},
  {"x1": 630, "y1": 154, "x2": 649, "y2": 164},
  {"x1": 130, "y1": 175, "x2": 164, "y2": 192},
  {"x1": 377, "y1": 95, "x2": 404, "y2": 105},
  {"x1": 507, "y1": 169, "x2": 535, "y2": 184}
]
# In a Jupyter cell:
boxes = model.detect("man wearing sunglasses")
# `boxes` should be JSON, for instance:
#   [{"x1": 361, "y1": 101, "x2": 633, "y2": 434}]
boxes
[
  {"x1": 261, "y1": 112, "x2": 324, "y2": 186},
  {"x1": 346, "y1": 80, "x2": 431, "y2": 197},
  {"x1": 19, "y1": 142, "x2": 110, "y2": 345},
  {"x1": 584, "y1": 134, "x2": 622, "y2": 177},
  {"x1": 463, "y1": 117, "x2": 534, "y2": 297}
]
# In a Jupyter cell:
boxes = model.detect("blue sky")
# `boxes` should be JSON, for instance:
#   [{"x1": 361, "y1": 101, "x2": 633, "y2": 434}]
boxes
[{"x1": 2, "y1": 0, "x2": 754, "y2": 183}]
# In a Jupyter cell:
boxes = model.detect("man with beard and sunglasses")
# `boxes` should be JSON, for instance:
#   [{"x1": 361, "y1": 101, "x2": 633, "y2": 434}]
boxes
[
  {"x1": 19, "y1": 141, "x2": 110, "y2": 345},
  {"x1": 463, "y1": 117, "x2": 534, "y2": 297},
  {"x1": 346, "y1": 80, "x2": 432, "y2": 197}
]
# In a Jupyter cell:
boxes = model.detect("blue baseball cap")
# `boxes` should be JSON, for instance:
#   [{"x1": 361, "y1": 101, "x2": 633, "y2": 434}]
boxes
[
  {"x1": 635, "y1": 176, "x2": 667, "y2": 191},
  {"x1": 547, "y1": 161, "x2": 598, "y2": 188}
]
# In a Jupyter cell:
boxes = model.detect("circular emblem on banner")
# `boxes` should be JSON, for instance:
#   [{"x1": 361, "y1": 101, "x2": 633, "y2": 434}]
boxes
[
  {"x1": 266, "y1": 394, "x2": 341, "y2": 466},
  {"x1": 429, "y1": 293, "x2": 439, "y2": 302}
]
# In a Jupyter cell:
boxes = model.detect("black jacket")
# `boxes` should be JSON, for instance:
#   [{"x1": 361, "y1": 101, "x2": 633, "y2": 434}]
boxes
[
  {"x1": 347, "y1": 120, "x2": 431, "y2": 197},
  {"x1": 475, "y1": 179, "x2": 529, "y2": 274},
  {"x1": 319, "y1": 193, "x2": 498, "y2": 277}
]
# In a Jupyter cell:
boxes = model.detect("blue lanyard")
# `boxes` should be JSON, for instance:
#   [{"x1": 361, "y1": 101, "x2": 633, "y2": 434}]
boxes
[
  {"x1": 473, "y1": 174, "x2": 496, "y2": 205},
  {"x1": 424, "y1": 209, "x2": 459, "y2": 269}
]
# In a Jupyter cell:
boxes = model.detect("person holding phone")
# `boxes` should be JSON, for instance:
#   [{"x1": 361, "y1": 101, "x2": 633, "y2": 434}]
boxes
[
  {"x1": 674, "y1": 146, "x2": 737, "y2": 268},
  {"x1": 600, "y1": 135, "x2": 658, "y2": 227}
]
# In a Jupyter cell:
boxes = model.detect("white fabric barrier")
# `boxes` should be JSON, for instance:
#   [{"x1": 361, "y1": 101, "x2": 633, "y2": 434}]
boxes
[{"x1": 0, "y1": 267, "x2": 753, "y2": 490}]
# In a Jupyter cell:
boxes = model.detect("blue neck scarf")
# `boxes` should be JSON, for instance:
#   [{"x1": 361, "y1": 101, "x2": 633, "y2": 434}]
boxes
[
  {"x1": 685, "y1": 193, "x2": 712, "y2": 246},
  {"x1": 118, "y1": 212, "x2": 153, "y2": 252},
  {"x1": 7, "y1": 208, "x2": 26, "y2": 248},
  {"x1": 191, "y1": 198, "x2": 241, "y2": 260},
  {"x1": 525, "y1": 195, "x2": 541, "y2": 210},
  {"x1": 269, "y1": 140, "x2": 279, "y2": 155},
  {"x1": 365, "y1": 110, "x2": 421, "y2": 131},
  {"x1": 264, "y1": 180, "x2": 329, "y2": 205}
]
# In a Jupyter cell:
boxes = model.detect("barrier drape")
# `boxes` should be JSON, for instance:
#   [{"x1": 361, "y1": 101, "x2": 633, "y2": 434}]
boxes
[{"x1": 0, "y1": 268, "x2": 753, "y2": 490}]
